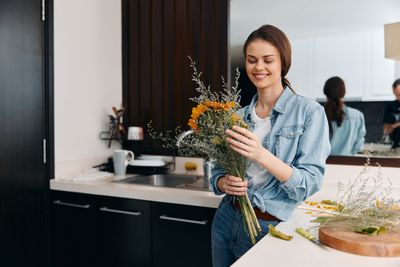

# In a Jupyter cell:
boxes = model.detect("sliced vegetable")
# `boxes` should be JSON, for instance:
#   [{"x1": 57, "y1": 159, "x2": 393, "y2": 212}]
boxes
[
  {"x1": 355, "y1": 226, "x2": 387, "y2": 235},
  {"x1": 311, "y1": 217, "x2": 330, "y2": 224},
  {"x1": 321, "y1": 199, "x2": 338, "y2": 205},
  {"x1": 295, "y1": 227, "x2": 316, "y2": 240},
  {"x1": 268, "y1": 224, "x2": 293, "y2": 241}
]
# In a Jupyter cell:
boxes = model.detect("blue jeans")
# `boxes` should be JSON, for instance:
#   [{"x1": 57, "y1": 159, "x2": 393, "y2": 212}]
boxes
[{"x1": 211, "y1": 196, "x2": 280, "y2": 267}]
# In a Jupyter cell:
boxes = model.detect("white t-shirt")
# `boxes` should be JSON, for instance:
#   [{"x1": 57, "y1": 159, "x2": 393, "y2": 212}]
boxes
[{"x1": 246, "y1": 104, "x2": 271, "y2": 186}]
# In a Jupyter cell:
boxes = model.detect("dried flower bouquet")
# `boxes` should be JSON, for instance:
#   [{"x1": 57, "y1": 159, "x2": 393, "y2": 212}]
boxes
[{"x1": 149, "y1": 57, "x2": 261, "y2": 244}]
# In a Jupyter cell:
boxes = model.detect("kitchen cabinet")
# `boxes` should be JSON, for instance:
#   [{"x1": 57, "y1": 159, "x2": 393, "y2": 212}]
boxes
[
  {"x1": 0, "y1": 0, "x2": 52, "y2": 266},
  {"x1": 288, "y1": 29, "x2": 396, "y2": 101},
  {"x1": 97, "y1": 196, "x2": 151, "y2": 267},
  {"x1": 51, "y1": 190, "x2": 216, "y2": 267},
  {"x1": 51, "y1": 191, "x2": 98, "y2": 267},
  {"x1": 151, "y1": 202, "x2": 216, "y2": 267},
  {"x1": 51, "y1": 191, "x2": 151, "y2": 267}
]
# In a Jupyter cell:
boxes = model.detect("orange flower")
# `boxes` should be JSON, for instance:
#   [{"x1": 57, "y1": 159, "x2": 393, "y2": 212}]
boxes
[
  {"x1": 205, "y1": 101, "x2": 236, "y2": 110},
  {"x1": 188, "y1": 118, "x2": 197, "y2": 130},
  {"x1": 188, "y1": 103, "x2": 208, "y2": 130},
  {"x1": 225, "y1": 101, "x2": 236, "y2": 110}
]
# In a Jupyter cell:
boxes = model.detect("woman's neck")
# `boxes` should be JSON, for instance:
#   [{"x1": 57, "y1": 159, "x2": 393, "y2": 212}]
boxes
[{"x1": 255, "y1": 85, "x2": 284, "y2": 118}]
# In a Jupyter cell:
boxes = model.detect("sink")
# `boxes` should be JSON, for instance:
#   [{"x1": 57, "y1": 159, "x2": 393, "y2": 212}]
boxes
[{"x1": 112, "y1": 174, "x2": 212, "y2": 191}]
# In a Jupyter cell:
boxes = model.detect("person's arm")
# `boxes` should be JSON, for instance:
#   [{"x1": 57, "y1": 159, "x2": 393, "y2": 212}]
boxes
[
  {"x1": 384, "y1": 122, "x2": 400, "y2": 134},
  {"x1": 384, "y1": 124, "x2": 392, "y2": 134},
  {"x1": 226, "y1": 106, "x2": 331, "y2": 202}
]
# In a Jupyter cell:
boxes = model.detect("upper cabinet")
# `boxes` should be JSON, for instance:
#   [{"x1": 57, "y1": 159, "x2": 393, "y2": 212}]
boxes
[
  {"x1": 122, "y1": 0, "x2": 229, "y2": 132},
  {"x1": 288, "y1": 29, "x2": 396, "y2": 101}
]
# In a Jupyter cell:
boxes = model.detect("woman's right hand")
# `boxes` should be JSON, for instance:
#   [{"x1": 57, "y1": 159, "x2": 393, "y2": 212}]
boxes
[{"x1": 217, "y1": 175, "x2": 248, "y2": 196}]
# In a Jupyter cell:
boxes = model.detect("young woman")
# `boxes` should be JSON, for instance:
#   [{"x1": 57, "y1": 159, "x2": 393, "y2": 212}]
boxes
[
  {"x1": 323, "y1": 76, "x2": 366, "y2": 155},
  {"x1": 210, "y1": 25, "x2": 331, "y2": 266}
]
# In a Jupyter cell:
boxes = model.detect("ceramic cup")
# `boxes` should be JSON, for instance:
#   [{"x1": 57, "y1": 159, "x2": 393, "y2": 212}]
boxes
[
  {"x1": 127, "y1": 126, "x2": 144, "y2": 140},
  {"x1": 113, "y1": 149, "x2": 134, "y2": 176}
]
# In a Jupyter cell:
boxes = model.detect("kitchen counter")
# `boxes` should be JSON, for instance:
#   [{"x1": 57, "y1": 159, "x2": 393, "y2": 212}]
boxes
[
  {"x1": 233, "y1": 183, "x2": 400, "y2": 267},
  {"x1": 50, "y1": 175, "x2": 222, "y2": 208},
  {"x1": 51, "y1": 163, "x2": 400, "y2": 267}
]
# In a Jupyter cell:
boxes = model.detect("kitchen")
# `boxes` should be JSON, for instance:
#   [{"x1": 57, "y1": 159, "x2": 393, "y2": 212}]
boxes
[{"x1": 1, "y1": 0, "x2": 400, "y2": 267}]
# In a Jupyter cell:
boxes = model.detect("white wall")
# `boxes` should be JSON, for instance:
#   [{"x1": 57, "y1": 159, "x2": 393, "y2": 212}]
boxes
[{"x1": 54, "y1": 0, "x2": 122, "y2": 177}]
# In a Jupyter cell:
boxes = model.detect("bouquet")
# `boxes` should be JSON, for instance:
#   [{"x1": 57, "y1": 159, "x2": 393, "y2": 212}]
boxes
[{"x1": 149, "y1": 57, "x2": 261, "y2": 244}]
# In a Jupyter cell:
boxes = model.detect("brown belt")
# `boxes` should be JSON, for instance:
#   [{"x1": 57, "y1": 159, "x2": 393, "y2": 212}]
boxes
[{"x1": 233, "y1": 199, "x2": 281, "y2": 222}]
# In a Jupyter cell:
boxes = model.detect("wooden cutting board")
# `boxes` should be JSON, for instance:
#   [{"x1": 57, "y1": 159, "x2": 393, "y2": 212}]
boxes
[{"x1": 319, "y1": 227, "x2": 400, "y2": 257}]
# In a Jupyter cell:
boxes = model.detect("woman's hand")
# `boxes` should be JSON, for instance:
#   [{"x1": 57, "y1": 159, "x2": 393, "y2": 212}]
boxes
[
  {"x1": 226, "y1": 125, "x2": 266, "y2": 162},
  {"x1": 217, "y1": 175, "x2": 248, "y2": 196}
]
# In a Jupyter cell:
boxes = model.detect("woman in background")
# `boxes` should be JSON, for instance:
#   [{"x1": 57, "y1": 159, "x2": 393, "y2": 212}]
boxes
[
  {"x1": 210, "y1": 24, "x2": 331, "y2": 267},
  {"x1": 323, "y1": 76, "x2": 366, "y2": 155}
]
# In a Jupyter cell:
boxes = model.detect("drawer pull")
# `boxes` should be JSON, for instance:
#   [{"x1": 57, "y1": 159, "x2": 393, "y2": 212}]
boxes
[
  {"x1": 53, "y1": 200, "x2": 90, "y2": 209},
  {"x1": 100, "y1": 207, "x2": 142, "y2": 216},
  {"x1": 159, "y1": 215, "x2": 207, "y2": 225}
]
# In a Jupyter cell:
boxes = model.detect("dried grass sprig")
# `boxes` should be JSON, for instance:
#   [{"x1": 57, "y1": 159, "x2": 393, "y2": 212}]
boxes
[{"x1": 315, "y1": 159, "x2": 400, "y2": 234}]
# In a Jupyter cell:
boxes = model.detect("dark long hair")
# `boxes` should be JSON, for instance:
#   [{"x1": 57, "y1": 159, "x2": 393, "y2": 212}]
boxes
[
  {"x1": 323, "y1": 76, "x2": 346, "y2": 137},
  {"x1": 242, "y1": 24, "x2": 294, "y2": 92}
]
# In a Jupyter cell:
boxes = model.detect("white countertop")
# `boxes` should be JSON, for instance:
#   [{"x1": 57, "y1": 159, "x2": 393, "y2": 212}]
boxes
[
  {"x1": 233, "y1": 183, "x2": 400, "y2": 267},
  {"x1": 50, "y1": 175, "x2": 222, "y2": 208}
]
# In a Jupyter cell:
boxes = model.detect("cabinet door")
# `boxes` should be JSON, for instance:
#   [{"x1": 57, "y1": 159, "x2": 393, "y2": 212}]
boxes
[
  {"x1": 313, "y1": 32, "x2": 369, "y2": 100},
  {"x1": 0, "y1": 0, "x2": 49, "y2": 266},
  {"x1": 51, "y1": 191, "x2": 97, "y2": 267},
  {"x1": 151, "y1": 202, "x2": 216, "y2": 267},
  {"x1": 97, "y1": 196, "x2": 151, "y2": 267}
]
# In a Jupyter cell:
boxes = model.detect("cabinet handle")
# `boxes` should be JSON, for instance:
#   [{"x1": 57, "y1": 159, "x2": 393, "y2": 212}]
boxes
[
  {"x1": 53, "y1": 200, "x2": 90, "y2": 209},
  {"x1": 99, "y1": 207, "x2": 142, "y2": 216},
  {"x1": 159, "y1": 215, "x2": 208, "y2": 225}
]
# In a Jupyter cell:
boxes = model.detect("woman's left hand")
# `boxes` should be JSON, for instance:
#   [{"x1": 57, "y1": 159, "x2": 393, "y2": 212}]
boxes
[{"x1": 226, "y1": 125, "x2": 266, "y2": 162}]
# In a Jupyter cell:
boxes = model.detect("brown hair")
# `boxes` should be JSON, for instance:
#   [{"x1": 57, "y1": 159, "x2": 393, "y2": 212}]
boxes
[
  {"x1": 393, "y1": 78, "x2": 400, "y2": 89},
  {"x1": 323, "y1": 76, "x2": 346, "y2": 137},
  {"x1": 243, "y1": 24, "x2": 293, "y2": 91}
]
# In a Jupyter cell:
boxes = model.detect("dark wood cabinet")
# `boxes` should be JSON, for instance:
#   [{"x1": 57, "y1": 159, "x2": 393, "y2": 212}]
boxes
[
  {"x1": 97, "y1": 196, "x2": 151, "y2": 267},
  {"x1": 51, "y1": 191, "x2": 216, "y2": 267},
  {"x1": 51, "y1": 191, "x2": 98, "y2": 267},
  {"x1": 51, "y1": 191, "x2": 152, "y2": 267},
  {"x1": 0, "y1": 0, "x2": 53, "y2": 266},
  {"x1": 151, "y1": 202, "x2": 216, "y2": 267}
]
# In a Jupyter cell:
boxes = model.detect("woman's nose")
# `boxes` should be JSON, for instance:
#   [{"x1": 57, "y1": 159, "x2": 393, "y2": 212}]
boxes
[{"x1": 254, "y1": 61, "x2": 264, "y2": 70}]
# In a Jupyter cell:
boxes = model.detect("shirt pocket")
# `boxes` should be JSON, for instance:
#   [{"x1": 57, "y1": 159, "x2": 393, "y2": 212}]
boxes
[{"x1": 275, "y1": 125, "x2": 304, "y2": 164}]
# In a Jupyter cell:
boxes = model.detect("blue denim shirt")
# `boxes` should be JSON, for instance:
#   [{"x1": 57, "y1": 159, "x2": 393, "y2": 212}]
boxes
[
  {"x1": 210, "y1": 88, "x2": 331, "y2": 221},
  {"x1": 330, "y1": 105, "x2": 366, "y2": 156}
]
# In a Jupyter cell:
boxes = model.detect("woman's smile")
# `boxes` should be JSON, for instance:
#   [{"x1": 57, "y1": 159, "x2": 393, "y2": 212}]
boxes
[{"x1": 253, "y1": 73, "x2": 270, "y2": 80}]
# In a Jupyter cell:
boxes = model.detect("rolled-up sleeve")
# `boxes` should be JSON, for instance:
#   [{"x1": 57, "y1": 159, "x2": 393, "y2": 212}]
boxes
[
  {"x1": 279, "y1": 106, "x2": 331, "y2": 202},
  {"x1": 210, "y1": 164, "x2": 227, "y2": 195}
]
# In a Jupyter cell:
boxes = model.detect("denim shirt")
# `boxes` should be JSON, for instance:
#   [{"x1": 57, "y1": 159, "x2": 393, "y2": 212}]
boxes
[
  {"x1": 210, "y1": 88, "x2": 331, "y2": 221},
  {"x1": 330, "y1": 105, "x2": 366, "y2": 156}
]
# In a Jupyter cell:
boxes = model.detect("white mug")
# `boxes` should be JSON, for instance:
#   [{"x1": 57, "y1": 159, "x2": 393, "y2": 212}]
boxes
[
  {"x1": 127, "y1": 126, "x2": 144, "y2": 140},
  {"x1": 113, "y1": 149, "x2": 134, "y2": 176}
]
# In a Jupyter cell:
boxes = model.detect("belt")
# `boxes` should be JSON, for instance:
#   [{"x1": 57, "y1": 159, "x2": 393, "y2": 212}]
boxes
[{"x1": 233, "y1": 199, "x2": 281, "y2": 222}]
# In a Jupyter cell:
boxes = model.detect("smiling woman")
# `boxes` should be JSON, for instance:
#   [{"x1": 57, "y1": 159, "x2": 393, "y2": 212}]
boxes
[
  {"x1": 230, "y1": 0, "x2": 400, "y2": 165},
  {"x1": 210, "y1": 24, "x2": 331, "y2": 267}
]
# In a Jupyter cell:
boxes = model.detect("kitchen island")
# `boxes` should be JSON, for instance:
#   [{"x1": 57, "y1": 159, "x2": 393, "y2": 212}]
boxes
[{"x1": 232, "y1": 182, "x2": 400, "y2": 267}]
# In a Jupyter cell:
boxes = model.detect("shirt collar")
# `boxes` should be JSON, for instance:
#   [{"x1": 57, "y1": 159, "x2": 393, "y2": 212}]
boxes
[{"x1": 243, "y1": 87, "x2": 294, "y2": 122}]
